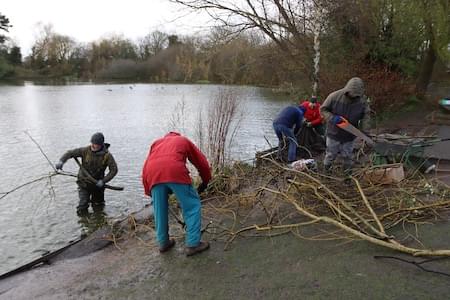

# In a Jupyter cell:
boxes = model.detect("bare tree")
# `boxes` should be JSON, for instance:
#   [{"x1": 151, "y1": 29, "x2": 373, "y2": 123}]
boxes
[
  {"x1": 168, "y1": 97, "x2": 188, "y2": 134},
  {"x1": 170, "y1": 0, "x2": 330, "y2": 90},
  {"x1": 29, "y1": 23, "x2": 77, "y2": 73},
  {"x1": 204, "y1": 88, "x2": 242, "y2": 171},
  {"x1": 0, "y1": 12, "x2": 11, "y2": 44},
  {"x1": 137, "y1": 30, "x2": 169, "y2": 60},
  {"x1": 173, "y1": 1, "x2": 325, "y2": 62}
]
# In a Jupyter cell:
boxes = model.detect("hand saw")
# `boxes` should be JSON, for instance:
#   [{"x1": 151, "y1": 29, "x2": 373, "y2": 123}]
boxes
[{"x1": 336, "y1": 117, "x2": 374, "y2": 146}]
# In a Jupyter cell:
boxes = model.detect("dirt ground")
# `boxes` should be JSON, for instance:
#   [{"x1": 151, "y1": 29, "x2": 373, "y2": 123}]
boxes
[{"x1": 1, "y1": 217, "x2": 449, "y2": 300}]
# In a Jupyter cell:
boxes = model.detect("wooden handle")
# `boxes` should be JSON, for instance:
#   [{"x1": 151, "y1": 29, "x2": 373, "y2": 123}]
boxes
[{"x1": 73, "y1": 157, "x2": 124, "y2": 191}]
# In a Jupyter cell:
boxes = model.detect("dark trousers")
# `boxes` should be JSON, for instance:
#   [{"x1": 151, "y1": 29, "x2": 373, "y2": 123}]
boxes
[
  {"x1": 273, "y1": 122, "x2": 298, "y2": 162},
  {"x1": 77, "y1": 186, "x2": 105, "y2": 215},
  {"x1": 313, "y1": 124, "x2": 325, "y2": 136}
]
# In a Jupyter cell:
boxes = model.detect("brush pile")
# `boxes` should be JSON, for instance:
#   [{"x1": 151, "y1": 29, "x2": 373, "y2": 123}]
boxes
[{"x1": 200, "y1": 158, "x2": 450, "y2": 257}]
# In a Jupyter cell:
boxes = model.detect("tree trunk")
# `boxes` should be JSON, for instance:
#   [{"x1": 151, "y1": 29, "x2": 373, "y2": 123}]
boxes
[
  {"x1": 415, "y1": 43, "x2": 436, "y2": 99},
  {"x1": 415, "y1": 2, "x2": 437, "y2": 99}
]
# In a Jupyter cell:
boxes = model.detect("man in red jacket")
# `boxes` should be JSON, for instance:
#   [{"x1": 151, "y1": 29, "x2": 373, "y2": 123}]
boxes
[
  {"x1": 142, "y1": 132, "x2": 212, "y2": 256},
  {"x1": 300, "y1": 96, "x2": 324, "y2": 135}
]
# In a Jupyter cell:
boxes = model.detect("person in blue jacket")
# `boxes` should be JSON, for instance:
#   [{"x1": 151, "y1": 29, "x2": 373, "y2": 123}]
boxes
[{"x1": 273, "y1": 105, "x2": 305, "y2": 162}]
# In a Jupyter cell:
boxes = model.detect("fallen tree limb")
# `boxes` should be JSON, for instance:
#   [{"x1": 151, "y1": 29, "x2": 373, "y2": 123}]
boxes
[{"x1": 263, "y1": 187, "x2": 450, "y2": 257}]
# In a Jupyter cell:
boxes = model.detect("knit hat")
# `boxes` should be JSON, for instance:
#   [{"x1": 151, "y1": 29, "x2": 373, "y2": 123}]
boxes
[
  {"x1": 311, "y1": 96, "x2": 318, "y2": 103},
  {"x1": 90, "y1": 132, "x2": 105, "y2": 145}
]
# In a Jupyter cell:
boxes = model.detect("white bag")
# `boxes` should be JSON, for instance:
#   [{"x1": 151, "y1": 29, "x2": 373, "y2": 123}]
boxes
[{"x1": 290, "y1": 159, "x2": 316, "y2": 171}]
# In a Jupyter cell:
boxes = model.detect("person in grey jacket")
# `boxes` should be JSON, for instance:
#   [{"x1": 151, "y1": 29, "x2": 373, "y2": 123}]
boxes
[{"x1": 320, "y1": 77, "x2": 370, "y2": 176}]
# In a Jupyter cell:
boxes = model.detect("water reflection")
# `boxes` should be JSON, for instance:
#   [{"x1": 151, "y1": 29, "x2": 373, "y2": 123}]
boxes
[{"x1": 77, "y1": 210, "x2": 108, "y2": 238}]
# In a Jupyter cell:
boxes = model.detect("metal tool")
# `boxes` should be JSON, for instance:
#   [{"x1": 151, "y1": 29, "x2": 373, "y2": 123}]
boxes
[{"x1": 336, "y1": 117, "x2": 375, "y2": 146}]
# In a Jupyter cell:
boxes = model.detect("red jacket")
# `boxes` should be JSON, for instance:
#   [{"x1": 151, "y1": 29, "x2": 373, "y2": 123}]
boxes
[
  {"x1": 142, "y1": 132, "x2": 211, "y2": 195},
  {"x1": 300, "y1": 101, "x2": 323, "y2": 126}
]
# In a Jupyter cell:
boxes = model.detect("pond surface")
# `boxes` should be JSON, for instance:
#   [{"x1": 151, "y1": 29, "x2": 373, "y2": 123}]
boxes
[{"x1": 0, "y1": 82, "x2": 292, "y2": 274}]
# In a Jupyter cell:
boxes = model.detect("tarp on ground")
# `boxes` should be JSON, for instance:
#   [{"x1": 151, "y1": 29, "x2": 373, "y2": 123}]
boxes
[{"x1": 295, "y1": 126, "x2": 326, "y2": 158}]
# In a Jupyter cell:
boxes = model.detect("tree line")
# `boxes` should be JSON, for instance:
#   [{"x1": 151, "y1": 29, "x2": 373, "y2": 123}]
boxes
[
  {"x1": 0, "y1": 13, "x2": 21, "y2": 78},
  {"x1": 0, "y1": 0, "x2": 449, "y2": 110}
]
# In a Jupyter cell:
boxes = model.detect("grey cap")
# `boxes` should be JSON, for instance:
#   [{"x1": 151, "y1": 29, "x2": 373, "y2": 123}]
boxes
[{"x1": 90, "y1": 132, "x2": 105, "y2": 145}]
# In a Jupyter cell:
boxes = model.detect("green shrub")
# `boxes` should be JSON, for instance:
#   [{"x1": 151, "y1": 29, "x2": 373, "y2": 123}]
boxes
[{"x1": 0, "y1": 56, "x2": 14, "y2": 79}]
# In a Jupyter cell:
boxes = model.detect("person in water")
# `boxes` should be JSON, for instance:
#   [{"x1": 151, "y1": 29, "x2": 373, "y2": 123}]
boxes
[{"x1": 55, "y1": 132, "x2": 118, "y2": 216}]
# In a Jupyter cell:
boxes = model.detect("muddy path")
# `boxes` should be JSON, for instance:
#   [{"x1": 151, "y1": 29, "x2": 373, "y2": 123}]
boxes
[{"x1": 1, "y1": 217, "x2": 449, "y2": 300}]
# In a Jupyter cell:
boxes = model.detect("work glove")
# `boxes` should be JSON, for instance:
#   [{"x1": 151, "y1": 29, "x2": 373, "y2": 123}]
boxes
[
  {"x1": 332, "y1": 115, "x2": 343, "y2": 125},
  {"x1": 305, "y1": 121, "x2": 312, "y2": 127},
  {"x1": 96, "y1": 180, "x2": 105, "y2": 189},
  {"x1": 197, "y1": 182, "x2": 208, "y2": 195},
  {"x1": 55, "y1": 161, "x2": 64, "y2": 170}
]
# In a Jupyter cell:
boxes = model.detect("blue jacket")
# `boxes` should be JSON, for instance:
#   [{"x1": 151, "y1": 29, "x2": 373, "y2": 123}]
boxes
[{"x1": 273, "y1": 106, "x2": 304, "y2": 134}]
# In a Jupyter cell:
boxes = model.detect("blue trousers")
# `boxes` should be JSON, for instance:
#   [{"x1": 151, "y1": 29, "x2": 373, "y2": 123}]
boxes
[
  {"x1": 151, "y1": 183, "x2": 201, "y2": 247},
  {"x1": 273, "y1": 122, "x2": 298, "y2": 162}
]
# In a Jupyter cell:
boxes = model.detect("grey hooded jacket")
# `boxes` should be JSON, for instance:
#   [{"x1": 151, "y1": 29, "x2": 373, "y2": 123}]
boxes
[{"x1": 320, "y1": 77, "x2": 370, "y2": 142}]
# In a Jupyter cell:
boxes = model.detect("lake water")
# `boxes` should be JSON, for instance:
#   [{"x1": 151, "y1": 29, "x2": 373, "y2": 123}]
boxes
[{"x1": 0, "y1": 82, "x2": 291, "y2": 274}]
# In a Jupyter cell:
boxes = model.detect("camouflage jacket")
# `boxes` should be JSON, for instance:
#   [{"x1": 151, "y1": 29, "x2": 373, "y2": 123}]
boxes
[{"x1": 59, "y1": 144, "x2": 118, "y2": 188}]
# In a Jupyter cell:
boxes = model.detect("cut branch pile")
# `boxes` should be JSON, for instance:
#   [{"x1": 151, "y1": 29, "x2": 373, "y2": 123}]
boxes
[{"x1": 200, "y1": 159, "x2": 450, "y2": 257}]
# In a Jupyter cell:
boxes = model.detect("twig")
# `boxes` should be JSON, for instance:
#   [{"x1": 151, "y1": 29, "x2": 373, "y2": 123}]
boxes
[
  {"x1": 0, "y1": 173, "x2": 59, "y2": 200},
  {"x1": 374, "y1": 255, "x2": 450, "y2": 277},
  {"x1": 24, "y1": 130, "x2": 57, "y2": 172}
]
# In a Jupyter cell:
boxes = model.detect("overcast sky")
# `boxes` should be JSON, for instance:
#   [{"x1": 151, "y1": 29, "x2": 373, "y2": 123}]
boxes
[{"x1": 2, "y1": 0, "x2": 212, "y2": 55}]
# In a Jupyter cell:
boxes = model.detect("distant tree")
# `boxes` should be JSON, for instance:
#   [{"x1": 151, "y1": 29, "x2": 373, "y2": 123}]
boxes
[
  {"x1": 29, "y1": 24, "x2": 77, "y2": 75},
  {"x1": 88, "y1": 35, "x2": 138, "y2": 76},
  {"x1": 0, "y1": 13, "x2": 14, "y2": 79},
  {"x1": 97, "y1": 59, "x2": 142, "y2": 79},
  {"x1": 0, "y1": 56, "x2": 14, "y2": 78},
  {"x1": 177, "y1": 35, "x2": 208, "y2": 82},
  {"x1": 168, "y1": 35, "x2": 181, "y2": 47},
  {"x1": 8, "y1": 46, "x2": 22, "y2": 65},
  {"x1": 0, "y1": 13, "x2": 11, "y2": 44},
  {"x1": 69, "y1": 45, "x2": 90, "y2": 77},
  {"x1": 137, "y1": 30, "x2": 168, "y2": 60}
]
